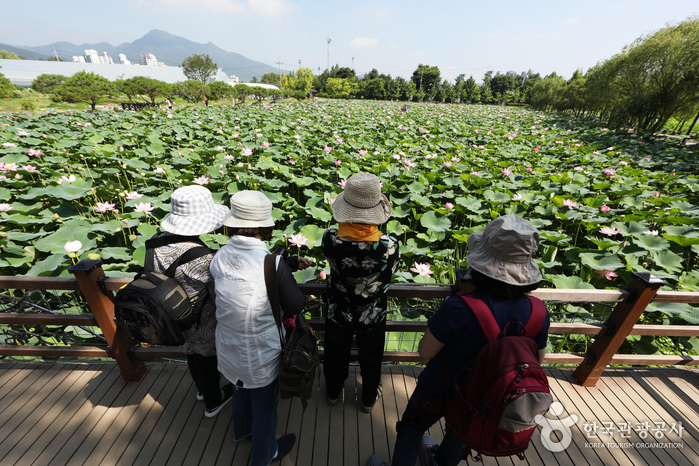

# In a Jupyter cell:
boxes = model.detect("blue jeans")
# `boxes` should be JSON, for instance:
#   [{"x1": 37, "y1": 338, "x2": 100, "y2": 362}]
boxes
[
  {"x1": 232, "y1": 378, "x2": 279, "y2": 466},
  {"x1": 391, "y1": 386, "x2": 466, "y2": 466}
]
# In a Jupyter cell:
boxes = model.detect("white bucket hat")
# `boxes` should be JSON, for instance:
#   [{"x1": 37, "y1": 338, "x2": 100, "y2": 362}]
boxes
[
  {"x1": 466, "y1": 215, "x2": 542, "y2": 286},
  {"x1": 223, "y1": 190, "x2": 275, "y2": 228},
  {"x1": 161, "y1": 185, "x2": 229, "y2": 236},
  {"x1": 332, "y1": 172, "x2": 392, "y2": 225}
]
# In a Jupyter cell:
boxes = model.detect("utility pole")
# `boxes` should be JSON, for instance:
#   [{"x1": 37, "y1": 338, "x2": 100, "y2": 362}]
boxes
[
  {"x1": 276, "y1": 59, "x2": 282, "y2": 89},
  {"x1": 351, "y1": 56, "x2": 355, "y2": 69},
  {"x1": 326, "y1": 38, "x2": 332, "y2": 71},
  {"x1": 53, "y1": 47, "x2": 59, "y2": 62}
]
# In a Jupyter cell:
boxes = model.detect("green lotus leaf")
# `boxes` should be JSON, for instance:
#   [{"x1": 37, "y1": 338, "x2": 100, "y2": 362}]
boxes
[
  {"x1": 579, "y1": 252, "x2": 623, "y2": 270},
  {"x1": 297, "y1": 224, "x2": 325, "y2": 248},
  {"x1": 33, "y1": 223, "x2": 97, "y2": 254},
  {"x1": 651, "y1": 250, "x2": 684, "y2": 273},
  {"x1": 455, "y1": 196, "x2": 483, "y2": 212},
  {"x1": 20, "y1": 184, "x2": 91, "y2": 201},
  {"x1": 419, "y1": 211, "x2": 451, "y2": 232},
  {"x1": 634, "y1": 234, "x2": 670, "y2": 251},
  {"x1": 98, "y1": 247, "x2": 134, "y2": 261},
  {"x1": 304, "y1": 196, "x2": 333, "y2": 222},
  {"x1": 482, "y1": 190, "x2": 511, "y2": 204},
  {"x1": 0, "y1": 187, "x2": 11, "y2": 200},
  {"x1": 6, "y1": 231, "x2": 46, "y2": 242},
  {"x1": 547, "y1": 274, "x2": 596, "y2": 289},
  {"x1": 25, "y1": 253, "x2": 67, "y2": 277},
  {"x1": 645, "y1": 302, "x2": 699, "y2": 324},
  {"x1": 386, "y1": 220, "x2": 409, "y2": 236}
]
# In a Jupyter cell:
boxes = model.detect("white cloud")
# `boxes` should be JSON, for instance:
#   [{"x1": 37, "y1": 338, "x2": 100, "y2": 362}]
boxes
[
  {"x1": 144, "y1": 0, "x2": 295, "y2": 16},
  {"x1": 350, "y1": 37, "x2": 379, "y2": 48}
]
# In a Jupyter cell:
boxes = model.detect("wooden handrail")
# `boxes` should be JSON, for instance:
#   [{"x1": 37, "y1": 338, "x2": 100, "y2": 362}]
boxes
[{"x1": 1, "y1": 264, "x2": 698, "y2": 385}]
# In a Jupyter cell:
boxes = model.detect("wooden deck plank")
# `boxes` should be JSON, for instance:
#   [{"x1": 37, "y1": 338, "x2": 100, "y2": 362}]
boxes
[
  {"x1": 70, "y1": 363, "x2": 166, "y2": 466},
  {"x1": 0, "y1": 364, "x2": 109, "y2": 465},
  {"x1": 30, "y1": 363, "x2": 122, "y2": 466},
  {"x1": 0, "y1": 361, "x2": 697, "y2": 465},
  {"x1": 602, "y1": 368, "x2": 697, "y2": 466}
]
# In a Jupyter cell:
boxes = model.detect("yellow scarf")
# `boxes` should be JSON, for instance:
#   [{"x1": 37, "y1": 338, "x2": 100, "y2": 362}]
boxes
[{"x1": 338, "y1": 223, "x2": 381, "y2": 242}]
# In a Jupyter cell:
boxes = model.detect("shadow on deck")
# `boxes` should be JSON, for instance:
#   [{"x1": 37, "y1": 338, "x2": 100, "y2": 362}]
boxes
[{"x1": 0, "y1": 361, "x2": 697, "y2": 466}]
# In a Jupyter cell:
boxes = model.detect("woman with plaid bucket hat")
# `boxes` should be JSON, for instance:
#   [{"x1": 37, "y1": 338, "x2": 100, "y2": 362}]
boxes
[
  {"x1": 153, "y1": 185, "x2": 233, "y2": 418},
  {"x1": 369, "y1": 215, "x2": 550, "y2": 466},
  {"x1": 322, "y1": 172, "x2": 401, "y2": 412}
]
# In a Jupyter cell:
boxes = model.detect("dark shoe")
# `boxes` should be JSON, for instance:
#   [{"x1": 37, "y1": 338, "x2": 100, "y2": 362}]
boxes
[
  {"x1": 361, "y1": 382, "x2": 383, "y2": 413},
  {"x1": 196, "y1": 392, "x2": 204, "y2": 401},
  {"x1": 204, "y1": 387, "x2": 233, "y2": 418},
  {"x1": 367, "y1": 454, "x2": 390, "y2": 466},
  {"x1": 327, "y1": 396, "x2": 340, "y2": 406},
  {"x1": 273, "y1": 433, "x2": 296, "y2": 461},
  {"x1": 419, "y1": 434, "x2": 438, "y2": 466}
]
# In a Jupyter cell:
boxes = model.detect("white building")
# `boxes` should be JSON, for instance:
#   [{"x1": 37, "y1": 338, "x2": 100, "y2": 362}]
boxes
[
  {"x1": 138, "y1": 53, "x2": 165, "y2": 66},
  {"x1": 229, "y1": 74, "x2": 240, "y2": 84},
  {"x1": 118, "y1": 54, "x2": 131, "y2": 65}
]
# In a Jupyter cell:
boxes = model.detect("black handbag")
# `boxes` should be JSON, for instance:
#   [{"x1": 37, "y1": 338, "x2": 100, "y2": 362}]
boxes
[{"x1": 264, "y1": 254, "x2": 319, "y2": 410}]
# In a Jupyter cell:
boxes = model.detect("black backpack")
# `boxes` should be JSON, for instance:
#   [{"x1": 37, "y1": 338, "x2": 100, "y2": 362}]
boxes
[{"x1": 114, "y1": 235, "x2": 213, "y2": 346}]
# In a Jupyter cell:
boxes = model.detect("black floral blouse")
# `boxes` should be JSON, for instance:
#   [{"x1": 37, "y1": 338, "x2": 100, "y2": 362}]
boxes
[{"x1": 322, "y1": 228, "x2": 401, "y2": 328}]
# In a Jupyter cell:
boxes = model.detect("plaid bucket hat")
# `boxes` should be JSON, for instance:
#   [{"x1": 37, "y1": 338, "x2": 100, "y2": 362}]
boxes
[
  {"x1": 466, "y1": 215, "x2": 542, "y2": 286},
  {"x1": 331, "y1": 172, "x2": 392, "y2": 225},
  {"x1": 161, "y1": 185, "x2": 229, "y2": 236}
]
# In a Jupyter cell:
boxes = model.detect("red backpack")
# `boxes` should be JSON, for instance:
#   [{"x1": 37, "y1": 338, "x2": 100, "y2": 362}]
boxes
[{"x1": 443, "y1": 294, "x2": 552, "y2": 461}]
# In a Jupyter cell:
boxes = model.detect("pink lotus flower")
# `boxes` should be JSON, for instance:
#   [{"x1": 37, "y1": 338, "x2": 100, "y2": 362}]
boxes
[
  {"x1": 512, "y1": 194, "x2": 522, "y2": 201},
  {"x1": 600, "y1": 205, "x2": 610, "y2": 213},
  {"x1": 358, "y1": 149, "x2": 368, "y2": 156},
  {"x1": 603, "y1": 168, "x2": 617, "y2": 176},
  {"x1": 599, "y1": 226, "x2": 621, "y2": 236},
  {"x1": 93, "y1": 202, "x2": 116, "y2": 213},
  {"x1": 319, "y1": 270, "x2": 327, "y2": 280},
  {"x1": 653, "y1": 192, "x2": 660, "y2": 198},
  {"x1": 134, "y1": 202, "x2": 155, "y2": 213},
  {"x1": 27, "y1": 148, "x2": 43, "y2": 157},
  {"x1": 22, "y1": 165, "x2": 37, "y2": 172},
  {"x1": 335, "y1": 160, "x2": 342, "y2": 166},
  {"x1": 262, "y1": 141, "x2": 271, "y2": 148},
  {"x1": 324, "y1": 145, "x2": 333, "y2": 153},
  {"x1": 193, "y1": 176, "x2": 210, "y2": 185},
  {"x1": 502, "y1": 168, "x2": 513, "y2": 176},
  {"x1": 410, "y1": 262, "x2": 433, "y2": 277},
  {"x1": 63, "y1": 240, "x2": 82, "y2": 254},
  {"x1": 526, "y1": 167, "x2": 532, "y2": 172},
  {"x1": 445, "y1": 202, "x2": 454, "y2": 210},
  {"x1": 562, "y1": 199, "x2": 578, "y2": 209},
  {"x1": 242, "y1": 148, "x2": 253, "y2": 156},
  {"x1": 596, "y1": 270, "x2": 618, "y2": 280},
  {"x1": 574, "y1": 166, "x2": 583, "y2": 172},
  {"x1": 224, "y1": 154, "x2": 234, "y2": 160},
  {"x1": 339, "y1": 179, "x2": 347, "y2": 189},
  {"x1": 443, "y1": 161, "x2": 452, "y2": 167},
  {"x1": 0, "y1": 203, "x2": 12, "y2": 212},
  {"x1": 154, "y1": 167, "x2": 166, "y2": 175},
  {"x1": 125, "y1": 191, "x2": 143, "y2": 200},
  {"x1": 289, "y1": 233, "x2": 308, "y2": 247},
  {"x1": 471, "y1": 171, "x2": 480, "y2": 176}
]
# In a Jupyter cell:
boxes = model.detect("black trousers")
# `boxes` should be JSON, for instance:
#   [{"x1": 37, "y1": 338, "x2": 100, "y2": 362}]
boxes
[
  {"x1": 323, "y1": 317, "x2": 386, "y2": 406},
  {"x1": 186, "y1": 353, "x2": 221, "y2": 410}
]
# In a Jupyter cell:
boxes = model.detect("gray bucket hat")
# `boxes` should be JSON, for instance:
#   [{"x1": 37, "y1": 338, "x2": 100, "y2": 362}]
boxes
[
  {"x1": 466, "y1": 215, "x2": 542, "y2": 286},
  {"x1": 223, "y1": 190, "x2": 275, "y2": 228},
  {"x1": 332, "y1": 172, "x2": 392, "y2": 225},
  {"x1": 161, "y1": 185, "x2": 229, "y2": 236}
]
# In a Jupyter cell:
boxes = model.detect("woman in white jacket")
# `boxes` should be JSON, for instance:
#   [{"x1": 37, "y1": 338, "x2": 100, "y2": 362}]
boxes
[{"x1": 210, "y1": 190, "x2": 309, "y2": 466}]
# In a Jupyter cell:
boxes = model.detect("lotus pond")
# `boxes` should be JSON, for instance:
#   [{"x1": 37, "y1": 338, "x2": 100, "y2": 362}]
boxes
[{"x1": 1, "y1": 101, "x2": 698, "y2": 336}]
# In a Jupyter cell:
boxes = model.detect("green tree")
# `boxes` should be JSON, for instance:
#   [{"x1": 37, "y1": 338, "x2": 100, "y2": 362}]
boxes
[
  {"x1": 325, "y1": 78, "x2": 352, "y2": 98},
  {"x1": 411, "y1": 64, "x2": 441, "y2": 94},
  {"x1": 528, "y1": 73, "x2": 567, "y2": 111},
  {"x1": 174, "y1": 80, "x2": 207, "y2": 102},
  {"x1": 293, "y1": 68, "x2": 315, "y2": 93},
  {"x1": 0, "y1": 72, "x2": 16, "y2": 98},
  {"x1": 54, "y1": 71, "x2": 112, "y2": 111},
  {"x1": 31, "y1": 74, "x2": 66, "y2": 94},
  {"x1": 462, "y1": 76, "x2": 479, "y2": 103},
  {"x1": 207, "y1": 81, "x2": 233, "y2": 100},
  {"x1": 490, "y1": 74, "x2": 515, "y2": 104},
  {"x1": 180, "y1": 54, "x2": 219, "y2": 85},
  {"x1": 359, "y1": 78, "x2": 386, "y2": 100},
  {"x1": 261, "y1": 72, "x2": 281, "y2": 87},
  {"x1": 118, "y1": 76, "x2": 171, "y2": 106},
  {"x1": 0, "y1": 50, "x2": 21, "y2": 59}
]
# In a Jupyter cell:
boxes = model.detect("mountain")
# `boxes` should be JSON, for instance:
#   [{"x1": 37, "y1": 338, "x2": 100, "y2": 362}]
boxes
[
  {"x1": 0, "y1": 44, "x2": 52, "y2": 60},
  {"x1": 7, "y1": 30, "x2": 280, "y2": 81}
]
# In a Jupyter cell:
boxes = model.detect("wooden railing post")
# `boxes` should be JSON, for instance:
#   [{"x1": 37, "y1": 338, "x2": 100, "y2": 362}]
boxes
[
  {"x1": 69, "y1": 259, "x2": 146, "y2": 381},
  {"x1": 573, "y1": 272, "x2": 664, "y2": 387}
]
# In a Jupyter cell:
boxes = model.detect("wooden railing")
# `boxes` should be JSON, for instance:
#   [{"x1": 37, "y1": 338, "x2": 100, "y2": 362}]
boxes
[{"x1": 1, "y1": 259, "x2": 698, "y2": 387}]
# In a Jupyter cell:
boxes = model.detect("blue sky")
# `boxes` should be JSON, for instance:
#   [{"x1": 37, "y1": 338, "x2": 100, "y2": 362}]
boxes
[{"x1": 1, "y1": 0, "x2": 696, "y2": 82}]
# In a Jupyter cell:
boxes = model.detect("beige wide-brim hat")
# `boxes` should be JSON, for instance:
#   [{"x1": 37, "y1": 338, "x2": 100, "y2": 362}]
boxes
[
  {"x1": 466, "y1": 215, "x2": 542, "y2": 286},
  {"x1": 332, "y1": 172, "x2": 392, "y2": 225},
  {"x1": 161, "y1": 185, "x2": 229, "y2": 236},
  {"x1": 223, "y1": 190, "x2": 275, "y2": 228}
]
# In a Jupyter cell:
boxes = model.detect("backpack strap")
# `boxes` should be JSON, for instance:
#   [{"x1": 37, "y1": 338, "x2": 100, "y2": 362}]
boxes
[
  {"x1": 163, "y1": 246, "x2": 212, "y2": 278},
  {"x1": 459, "y1": 294, "x2": 546, "y2": 342},
  {"x1": 523, "y1": 296, "x2": 546, "y2": 338},
  {"x1": 264, "y1": 254, "x2": 285, "y2": 346},
  {"x1": 459, "y1": 294, "x2": 501, "y2": 342},
  {"x1": 145, "y1": 234, "x2": 206, "y2": 250}
]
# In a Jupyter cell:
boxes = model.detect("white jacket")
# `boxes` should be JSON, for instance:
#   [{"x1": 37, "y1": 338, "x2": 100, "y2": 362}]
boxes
[{"x1": 210, "y1": 236, "x2": 281, "y2": 389}]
